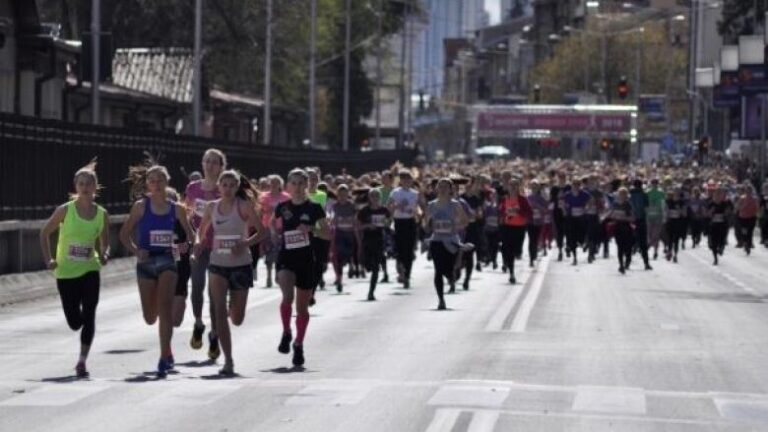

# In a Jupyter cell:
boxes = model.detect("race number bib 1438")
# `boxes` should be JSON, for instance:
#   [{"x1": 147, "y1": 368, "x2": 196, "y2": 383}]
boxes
[
  {"x1": 284, "y1": 230, "x2": 310, "y2": 250},
  {"x1": 215, "y1": 235, "x2": 241, "y2": 255},
  {"x1": 149, "y1": 230, "x2": 173, "y2": 248},
  {"x1": 68, "y1": 243, "x2": 93, "y2": 262}
]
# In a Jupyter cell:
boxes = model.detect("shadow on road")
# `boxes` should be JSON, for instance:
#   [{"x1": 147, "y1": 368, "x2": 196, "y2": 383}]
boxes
[
  {"x1": 199, "y1": 373, "x2": 245, "y2": 380},
  {"x1": 641, "y1": 288, "x2": 766, "y2": 303},
  {"x1": 38, "y1": 375, "x2": 86, "y2": 383},
  {"x1": 104, "y1": 349, "x2": 146, "y2": 355},
  {"x1": 261, "y1": 366, "x2": 311, "y2": 374},
  {"x1": 175, "y1": 360, "x2": 216, "y2": 368}
]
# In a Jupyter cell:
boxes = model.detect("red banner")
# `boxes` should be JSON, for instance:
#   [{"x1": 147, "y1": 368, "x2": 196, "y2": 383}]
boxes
[{"x1": 477, "y1": 112, "x2": 632, "y2": 135}]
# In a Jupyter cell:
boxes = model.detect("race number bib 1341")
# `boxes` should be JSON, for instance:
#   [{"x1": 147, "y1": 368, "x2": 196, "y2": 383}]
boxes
[
  {"x1": 214, "y1": 235, "x2": 241, "y2": 255},
  {"x1": 284, "y1": 230, "x2": 310, "y2": 250},
  {"x1": 68, "y1": 243, "x2": 93, "y2": 262},
  {"x1": 149, "y1": 230, "x2": 173, "y2": 248}
]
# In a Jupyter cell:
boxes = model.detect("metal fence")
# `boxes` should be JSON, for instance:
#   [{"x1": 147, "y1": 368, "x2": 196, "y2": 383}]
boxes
[{"x1": 0, "y1": 113, "x2": 415, "y2": 220}]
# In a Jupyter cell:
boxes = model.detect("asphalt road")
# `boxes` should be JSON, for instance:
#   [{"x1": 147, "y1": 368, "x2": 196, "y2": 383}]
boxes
[{"x1": 3, "y1": 240, "x2": 768, "y2": 431}]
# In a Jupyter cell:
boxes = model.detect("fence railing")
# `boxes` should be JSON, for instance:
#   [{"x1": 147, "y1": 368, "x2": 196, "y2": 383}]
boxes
[{"x1": 0, "y1": 113, "x2": 415, "y2": 220}]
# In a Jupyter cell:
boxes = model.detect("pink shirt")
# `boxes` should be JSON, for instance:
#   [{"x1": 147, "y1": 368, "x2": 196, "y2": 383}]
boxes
[
  {"x1": 260, "y1": 191, "x2": 290, "y2": 228},
  {"x1": 185, "y1": 180, "x2": 221, "y2": 248}
]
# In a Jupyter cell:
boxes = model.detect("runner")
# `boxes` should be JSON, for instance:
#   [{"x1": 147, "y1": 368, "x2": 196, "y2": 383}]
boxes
[
  {"x1": 688, "y1": 186, "x2": 706, "y2": 249},
  {"x1": 388, "y1": 171, "x2": 420, "y2": 289},
  {"x1": 665, "y1": 188, "x2": 685, "y2": 263},
  {"x1": 607, "y1": 187, "x2": 635, "y2": 274},
  {"x1": 423, "y1": 178, "x2": 470, "y2": 310},
  {"x1": 550, "y1": 173, "x2": 570, "y2": 261},
  {"x1": 646, "y1": 178, "x2": 666, "y2": 260},
  {"x1": 194, "y1": 170, "x2": 265, "y2": 376},
  {"x1": 307, "y1": 168, "x2": 330, "y2": 304},
  {"x1": 628, "y1": 179, "x2": 652, "y2": 270},
  {"x1": 166, "y1": 188, "x2": 192, "y2": 327},
  {"x1": 527, "y1": 180, "x2": 548, "y2": 267},
  {"x1": 564, "y1": 178, "x2": 591, "y2": 266},
  {"x1": 273, "y1": 169, "x2": 330, "y2": 366},
  {"x1": 39, "y1": 160, "x2": 110, "y2": 378},
  {"x1": 185, "y1": 148, "x2": 226, "y2": 360},
  {"x1": 376, "y1": 172, "x2": 395, "y2": 283},
  {"x1": 735, "y1": 183, "x2": 758, "y2": 255},
  {"x1": 499, "y1": 178, "x2": 532, "y2": 284},
  {"x1": 330, "y1": 184, "x2": 357, "y2": 292},
  {"x1": 258, "y1": 175, "x2": 291, "y2": 288},
  {"x1": 459, "y1": 176, "x2": 484, "y2": 290},
  {"x1": 356, "y1": 188, "x2": 391, "y2": 301},
  {"x1": 483, "y1": 189, "x2": 501, "y2": 269},
  {"x1": 707, "y1": 186, "x2": 733, "y2": 265},
  {"x1": 120, "y1": 164, "x2": 194, "y2": 378}
]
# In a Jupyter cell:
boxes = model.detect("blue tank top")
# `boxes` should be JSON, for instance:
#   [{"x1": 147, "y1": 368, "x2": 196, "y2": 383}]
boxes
[{"x1": 138, "y1": 197, "x2": 176, "y2": 254}]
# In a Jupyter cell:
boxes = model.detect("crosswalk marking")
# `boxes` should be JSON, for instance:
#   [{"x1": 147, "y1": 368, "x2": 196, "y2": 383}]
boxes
[
  {"x1": 572, "y1": 386, "x2": 646, "y2": 415},
  {"x1": 284, "y1": 381, "x2": 374, "y2": 406},
  {"x1": 0, "y1": 383, "x2": 110, "y2": 407},
  {"x1": 428, "y1": 385, "x2": 511, "y2": 408},
  {"x1": 713, "y1": 397, "x2": 768, "y2": 424},
  {"x1": 424, "y1": 408, "x2": 462, "y2": 432},
  {"x1": 467, "y1": 409, "x2": 500, "y2": 432},
  {"x1": 143, "y1": 381, "x2": 243, "y2": 406}
]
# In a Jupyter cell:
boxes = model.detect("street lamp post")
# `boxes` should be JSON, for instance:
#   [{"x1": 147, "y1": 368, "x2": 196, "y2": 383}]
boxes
[
  {"x1": 342, "y1": 0, "x2": 351, "y2": 151},
  {"x1": 91, "y1": 0, "x2": 100, "y2": 125},
  {"x1": 309, "y1": 0, "x2": 317, "y2": 147},
  {"x1": 192, "y1": 0, "x2": 202, "y2": 135},
  {"x1": 263, "y1": 0, "x2": 273, "y2": 145}
]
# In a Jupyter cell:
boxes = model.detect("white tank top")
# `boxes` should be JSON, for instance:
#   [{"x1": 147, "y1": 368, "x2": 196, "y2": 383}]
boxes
[{"x1": 209, "y1": 199, "x2": 252, "y2": 267}]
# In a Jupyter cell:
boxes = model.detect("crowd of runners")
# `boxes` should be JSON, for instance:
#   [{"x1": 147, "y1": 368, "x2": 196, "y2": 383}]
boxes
[{"x1": 39, "y1": 148, "x2": 767, "y2": 378}]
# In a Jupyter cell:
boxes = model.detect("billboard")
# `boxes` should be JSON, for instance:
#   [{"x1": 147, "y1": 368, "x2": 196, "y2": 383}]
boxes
[
  {"x1": 740, "y1": 94, "x2": 768, "y2": 140},
  {"x1": 476, "y1": 112, "x2": 632, "y2": 137}
]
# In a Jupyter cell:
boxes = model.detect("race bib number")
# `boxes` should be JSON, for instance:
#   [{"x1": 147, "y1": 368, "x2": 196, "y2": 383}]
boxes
[
  {"x1": 214, "y1": 235, "x2": 241, "y2": 255},
  {"x1": 149, "y1": 230, "x2": 173, "y2": 248},
  {"x1": 486, "y1": 216, "x2": 499, "y2": 227},
  {"x1": 67, "y1": 243, "x2": 93, "y2": 262},
  {"x1": 336, "y1": 217, "x2": 354, "y2": 230},
  {"x1": 668, "y1": 210, "x2": 680, "y2": 218},
  {"x1": 571, "y1": 207, "x2": 585, "y2": 217},
  {"x1": 505, "y1": 207, "x2": 518, "y2": 217},
  {"x1": 712, "y1": 214, "x2": 725, "y2": 223},
  {"x1": 434, "y1": 220, "x2": 453, "y2": 234},
  {"x1": 284, "y1": 230, "x2": 310, "y2": 250},
  {"x1": 371, "y1": 214, "x2": 386, "y2": 227},
  {"x1": 194, "y1": 199, "x2": 208, "y2": 217}
]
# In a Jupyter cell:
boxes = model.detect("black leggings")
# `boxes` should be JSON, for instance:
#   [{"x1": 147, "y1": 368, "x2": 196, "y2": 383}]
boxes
[
  {"x1": 484, "y1": 230, "x2": 500, "y2": 265},
  {"x1": 614, "y1": 225, "x2": 634, "y2": 267},
  {"x1": 501, "y1": 225, "x2": 526, "y2": 276},
  {"x1": 56, "y1": 271, "x2": 100, "y2": 346},
  {"x1": 527, "y1": 224, "x2": 541, "y2": 262},
  {"x1": 394, "y1": 219, "x2": 417, "y2": 281},
  {"x1": 430, "y1": 242, "x2": 456, "y2": 303}
]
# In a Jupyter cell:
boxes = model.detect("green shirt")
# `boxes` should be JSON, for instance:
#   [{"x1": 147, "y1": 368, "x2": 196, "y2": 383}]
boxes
[
  {"x1": 647, "y1": 188, "x2": 665, "y2": 219},
  {"x1": 308, "y1": 190, "x2": 327, "y2": 208},
  {"x1": 55, "y1": 201, "x2": 105, "y2": 279},
  {"x1": 377, "y1": 186, "x2": 393, "y2": 206}
]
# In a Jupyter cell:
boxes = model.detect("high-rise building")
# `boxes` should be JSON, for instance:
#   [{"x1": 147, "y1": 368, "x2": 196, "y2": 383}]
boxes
[{"x1": 500, "y1": 0, "x2": 533, "y2": 21}]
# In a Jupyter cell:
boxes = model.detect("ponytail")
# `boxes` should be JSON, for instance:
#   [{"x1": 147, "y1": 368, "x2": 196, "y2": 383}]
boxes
[{"x1": 125, "y1": 152, "x2": 170, "y2": 201}]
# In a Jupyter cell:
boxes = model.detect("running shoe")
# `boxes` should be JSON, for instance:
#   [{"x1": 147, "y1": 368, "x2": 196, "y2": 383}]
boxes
[
  {"x1": 219, "y1": 361, "x2": 235, "y2": 377},
  {"x1": 437, "y1": 300, "x2": 447, "y2": 311},
  {"x1": 292, "y1": 344, "x2": 305, "y2": 366},
  {"x1": 492, "y1": 262, "x2": 498, "y2": 270},
  {"x1": 380, "y1": 274, "x2": 389, "y2": 283},
  {"x1": 267, "y1": 278, "x2": 273, "y2": 288},
  {"x1": 448, "y1": 285, "x2": 456, "y2": 294},
  {"x1": 309, "y1": 297, "x2": 316, "y2": 307},
  {"x1": 75, "y1": 361, "x2": 89, "y2": 378},
  {"x1": 190, "y1": 323, "x2": 205, "y2": 350},
  {"x1": 619, "y1": 266, "x2": 625, "y2": 274},
  {"x1": 645, "y1": 263, "x2": 653, "y2": 271},
  {"x1": 319, "y1": 279, "x2": 326, "y2": 290},
  {"x1": 166, "y1": 353, "x2": 175, "y2": 369},
  {"x1": 156, "y1": 358, "x2": 172, "y2": 379},
  {"x1": 335, "y1": 281, "x2": 343, "y2": 293},
  {"x1": 403, "y1": 280, "x2": 410, "y2": 289},
  {"x1": 278, "y1": 332, "x2": 292, "y2": 354},
  {"x1": 463, "y1": 280, "x2": 469, "y2": 291},
  {"x1": 509, "y1": 275, "x2": 516, "y2": 284},
  {"x1": 208, "y1": 332, "x2": 221, "y2": 361},
  {"x1": 673, "y1": 255, "x2": 678, "y2": 263},
  {"x1": 368, "y1": 293, "x2": 376, "y2": 301},
  {"x1": 475, "y1": 263, "x2": 482, "y2": 272}
]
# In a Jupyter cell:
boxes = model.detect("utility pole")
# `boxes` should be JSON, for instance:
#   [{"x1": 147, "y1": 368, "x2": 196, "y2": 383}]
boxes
[
  {"x1": 762, "y1": 94, "x2": 766, "y2": 183},
  {"x1": 406, "y1": 4, "x2": 414, "y2": 147},
  {"x1": 90, "y1": 0, "x2": 100, "y2": 125},
  {"x1": 192, "y1": 0, "x2": 202, "y2": 135},
  {"x1": 263, "y1": 0, "x2": 273, "y2": 145},
  {"x1": 342, "y1": 0, "x2": 351, "y2": 151},
  {"x1": 398, "y1": 2, "x2": 408, "y2": 149},
  {"x1": 375, "y1": 0, "x2": 383, "y2": 149},
  {"x1": 688, "y1": 0, "x2": 698, "y2": 143},
  {"x1": 636, "y1": 28, "x2": 643, "y2": 102},
  {"x1": 309, "y1": 0, "x2": 317, "y2": 146}
]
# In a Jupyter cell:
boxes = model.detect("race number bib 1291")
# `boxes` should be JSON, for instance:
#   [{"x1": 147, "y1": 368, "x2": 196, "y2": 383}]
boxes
[
  {"x1": 68, "y1": 243, "x2": 93, "y2": 262},
  {"x1": 284, "y1": 230, "x2": 310, "y2": 250},
  {"x1": 214, "y1": 235, "x2": 241, "y2": 255},
  {"x1": 149, "y1": 230, "x2": 173, "y2": 248}
]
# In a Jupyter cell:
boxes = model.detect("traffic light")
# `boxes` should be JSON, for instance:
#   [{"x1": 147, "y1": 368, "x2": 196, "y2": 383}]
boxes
[
  {"x1": 600, "y1": 138, "x2": 611, "y2": 151},
  {"x1": 617, "y1": 76, "x2": 629, "y2": 100},
  {"x1": 533, "y1": 84, "x2": 541, "y2": 103}
]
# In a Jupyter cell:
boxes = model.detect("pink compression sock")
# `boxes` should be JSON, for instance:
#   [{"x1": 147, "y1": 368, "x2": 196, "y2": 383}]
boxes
[
  {"x1": 280, "y1": 302, "x2": 292, "y2": 334},
  {"x1": 295, "y1": 313, "x2": 310, "y2": 345}
]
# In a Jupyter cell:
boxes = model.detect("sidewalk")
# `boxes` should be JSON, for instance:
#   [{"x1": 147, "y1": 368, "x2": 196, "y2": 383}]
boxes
[{"x1": 0, "y1": 257, "x2": 136, "y2": 306}]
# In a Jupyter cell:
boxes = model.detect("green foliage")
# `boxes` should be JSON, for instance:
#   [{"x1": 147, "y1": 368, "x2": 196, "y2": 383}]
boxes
[{"x1": 718, "y1": 0, "x2": 765, "y2": 43}]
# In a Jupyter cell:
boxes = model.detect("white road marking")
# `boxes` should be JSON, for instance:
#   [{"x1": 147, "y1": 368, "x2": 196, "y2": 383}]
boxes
[
  {"x1": 510, "y1": 256, "x2": 551, "y2": 333},
  {"x1": 467, "y1": 409, "x2": 501, "y2": 432},
  {"x1": 687, "y1": 251, "x2": 759, "y2": 296},
  {"x1": 284, "y1": 381, "x2": 374, "y2": 406},
  {"x1": 424, "y1": 408, "x2": 461, "y2": 432},
  {"x1": 660, "y1": 323, "x2": 680, "y2": 331},
  {"x1": 144, "y1": 381, "x2": 243, "y2": 405},
  {"x1": 0, "y1": 383, "x2": 110, "y2": 407},
  {"x1": 572, "y1": 386, "x2": 646, "y2": 415},
  {"x1": 484, "y1": 285, "x2": 524, "y2": 332},
  {"x1": 494, "y1": 408, "x2": 728, "y2": 426},
  {"x1": 713, "y1": 397, "x2": 768, "y2": 424},
  {"x1": 428, "y1": 385, "x2": 511, "y2": 408}
]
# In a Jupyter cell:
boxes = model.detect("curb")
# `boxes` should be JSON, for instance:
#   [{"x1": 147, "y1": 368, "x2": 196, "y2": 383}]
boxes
[{"x1": 0, "y1": 257, "x2": 136, "y2": 306}]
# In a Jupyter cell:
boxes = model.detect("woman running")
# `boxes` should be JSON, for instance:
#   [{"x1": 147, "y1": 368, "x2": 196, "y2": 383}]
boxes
[
  {"x1": 527, "y1": 180, "x2": 548, "y2": 267},
  {"x1": 423, "y1": 178, "x2": 469, "y2": 310},
  {"x1": 665, "y1": 188, "x2": 685, "y2": 263},
  {"x1": 259, "y1": 175, "x2": 291, "y2": 288},
  {"x1": 273, "y1": 169, "x2": 330, "y2": 366},
  {"x1": 185, "y1": 148, "x2": 226, "y2": 359},
  {"x1": 707, "y1": 187, "x2": 733, "y2": 265},
  {"x1": 194, "y1": 170, "x2": 266, "y2": 376},
  {"x1": 735, "y1": 183, "x2": 758, "y2": 255},
  {"x1": 40, "y1": 160, "x2": 109, "y2": 378},
  {"x1": 120, "y1": 164, "x2": 194, "y2": 378},
  {"x1": 646, "y1": 178, "x2": 665, "y2": 260},
  {"x1": 482, "y1": 189, "x2": 501, "y2": 269},
  {"x1": 607, "y1": 187, "x2": 635, "y2": 274},
  {"x1": 688, "y1": 187, "x2": 705, "y2": 249},
  {"x1": 330, "y1": 185, "x2": 357, "y2": 292},
  {"x1": 499, "y1": 178, "x2": 532, "y2": 284},
  {"x1": 166, "y1": 188, "x2": 191, "y2": 328},
  {"x1": 356, "y1": 188, "x2": 391, "y2": 301},
  {"x1": 564, "y1": 178, "x2": 591, "y2": 266}
]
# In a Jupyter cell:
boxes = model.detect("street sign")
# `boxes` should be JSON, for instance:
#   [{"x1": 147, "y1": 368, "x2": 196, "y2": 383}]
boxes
[
  {"x1": 738, "y1": 64, "x2": 768, "y2": 94},
  {"x1": 638, "y1": 95, "x2": 666, "y2": 122},
  {"x1": 713, "y1": 71, "x2": 741, "y2": 108},
  {"x1": 476, "y1": 112, "x2": 632, "y2": 137}
]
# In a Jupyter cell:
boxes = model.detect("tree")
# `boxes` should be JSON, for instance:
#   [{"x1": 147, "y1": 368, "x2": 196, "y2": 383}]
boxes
[{"x1": 719, "y1": 0, "x2": 765, "y2": 43}]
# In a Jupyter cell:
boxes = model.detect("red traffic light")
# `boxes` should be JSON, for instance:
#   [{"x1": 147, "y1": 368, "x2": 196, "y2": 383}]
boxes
[{"x1": 617, "y1": 77, "x2": 629, "y2": 100}]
